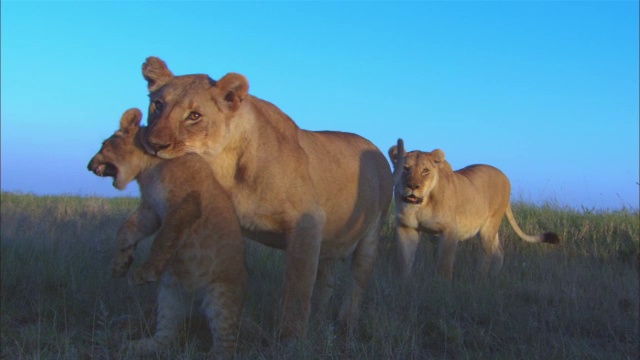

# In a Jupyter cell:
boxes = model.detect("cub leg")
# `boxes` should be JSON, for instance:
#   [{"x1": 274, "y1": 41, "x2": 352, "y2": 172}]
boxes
[
  {"x1": 396, "y1": 225, "x2": 421, "y2": 279},
  {"x1": 129, "y1": 272, "x2": 186, "y2": 354},
  {"x1": 201, "y1": 280, "x2": 247, "y2": 360},
  {"x1": 112, "y1": 203, "x2": 160, "y2": 278},
  {"x1": 132, "y1": 193, "x2": 201, "y2": 285}
]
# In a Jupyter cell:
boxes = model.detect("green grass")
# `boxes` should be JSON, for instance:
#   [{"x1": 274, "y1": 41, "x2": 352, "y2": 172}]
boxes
[{"x1": 1, "y1": 192, "x2": 638, "y2": 359}]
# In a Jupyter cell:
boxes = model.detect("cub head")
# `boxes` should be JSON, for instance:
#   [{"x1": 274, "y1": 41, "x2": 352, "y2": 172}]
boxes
[
  {"x1": 141, "y1": 56, "x2": 249, "y2": 159},
  {"x1": 87, "y1": 108, "x2": 145, "y2": 190},
  {"x1": 389, "y1": 139, "x2": 447, "y2": 205}
]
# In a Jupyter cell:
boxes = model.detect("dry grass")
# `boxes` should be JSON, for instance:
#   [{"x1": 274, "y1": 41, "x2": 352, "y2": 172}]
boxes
[{"x1": 1, "y1": 192, "x2": 638, "y2": 359}]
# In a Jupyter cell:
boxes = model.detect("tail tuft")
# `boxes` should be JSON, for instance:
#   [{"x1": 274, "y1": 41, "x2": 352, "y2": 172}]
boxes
[{"x1": 543, "y1": 232, "x2": 560, "y2": 244}]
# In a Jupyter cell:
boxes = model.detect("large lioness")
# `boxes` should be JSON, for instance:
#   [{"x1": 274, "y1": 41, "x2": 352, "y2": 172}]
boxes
[
  {"x1": 87, "y1": 108, "x2": 247, "y2": 359},
  {"x1": 138, "y1": 57, "x2": 393, "y2": 339},
  {"x1": 389, "y1": 139, "x2": 560, "y2": 280}
]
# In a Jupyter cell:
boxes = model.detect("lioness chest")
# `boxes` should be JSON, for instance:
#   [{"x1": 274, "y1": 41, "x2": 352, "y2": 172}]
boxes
[
  {"x1": 398, "y1": 200, "x2": 485, "y2": 240},
  {"x1": 397, "y1": 203, "x2": 447, "y2": 234}
]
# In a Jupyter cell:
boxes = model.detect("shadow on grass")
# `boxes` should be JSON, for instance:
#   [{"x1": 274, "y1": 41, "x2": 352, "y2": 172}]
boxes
[{"x1": 1, "y1": 193, "x2": 638, "y2": 359}]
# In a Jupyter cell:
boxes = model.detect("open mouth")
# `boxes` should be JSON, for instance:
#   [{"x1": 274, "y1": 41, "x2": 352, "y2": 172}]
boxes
[
  {"x1": 402, "y1": 195, "x2": 423, "y2": 204},
  {"x1": 92, "y1": 162, "x2": 118, "y2": 178}
]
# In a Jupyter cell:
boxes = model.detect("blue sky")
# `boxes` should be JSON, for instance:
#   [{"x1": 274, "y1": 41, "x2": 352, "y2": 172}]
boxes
[{"x1": 1, "y1": 1, "x2": 638, "y2": 210}]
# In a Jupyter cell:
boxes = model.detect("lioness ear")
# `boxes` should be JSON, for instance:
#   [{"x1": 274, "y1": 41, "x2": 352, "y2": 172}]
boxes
[
  {"x1": 119, "y1": 108, "x2": 143, "y2": 135},
  {"x1": 142, "y1": 57, "x2": 174, "y2": 92},
  {"x1": 215, "y1": 73, "x2": 249, "y2": 111},
  {"x1": 432, "y1": 149, "x2": 446, "y2": 167}
]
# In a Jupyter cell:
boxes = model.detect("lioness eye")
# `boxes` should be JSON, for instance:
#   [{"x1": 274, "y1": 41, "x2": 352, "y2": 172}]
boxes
[
  {"x1": 154, "y1": 100, "x2": 164, "y2": 112},
  {"x1": 187, "y1": 112, "x2": 201, "y2": 121},
  {"x1": 421, "y1": 168, "x2": 430, "y2": 175}
]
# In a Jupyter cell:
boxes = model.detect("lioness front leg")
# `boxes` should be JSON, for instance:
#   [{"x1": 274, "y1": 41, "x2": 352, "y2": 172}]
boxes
[
  {"x1": 436, "y1": 229, "x2": 459, "y2": 280},
  {"x1": 112, "y1": 204, "x2": 160, "y2": 278},
  {"x1": 338, "y1": 224, "x2": 379, "y2": 337},
  {"x1": 396, "y1": 225, "x2": 421, "y2": 280},
  {"x1": 311, "y1": 258, "x2": 336, "y2": 320},
  {"x1": 279, "y1": 211, "x2": 325, "y2": 341}
]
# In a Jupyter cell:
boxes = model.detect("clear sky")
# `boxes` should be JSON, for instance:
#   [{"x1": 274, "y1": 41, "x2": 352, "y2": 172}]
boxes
[{"x1": 1, "y1": 1, "x2": 638, "y2": 210}]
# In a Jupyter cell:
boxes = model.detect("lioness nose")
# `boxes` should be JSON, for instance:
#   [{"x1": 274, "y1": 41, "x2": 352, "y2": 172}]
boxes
[
  {"x1": 149, "y1": 141, "x2": 170, "y2": 153},
  {"x1": 407, "y1": 183, "x2": 421, "y2": 190}
]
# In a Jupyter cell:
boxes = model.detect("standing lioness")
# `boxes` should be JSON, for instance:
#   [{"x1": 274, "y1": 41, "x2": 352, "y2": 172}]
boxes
[
  {"x1": 88, "y1": 108, "x2": 247, "y2": 359},
  {"x1": 389, "y1": 139, "x2": 560, "y2": 280},
  {"x1": 138, "y1": 57, "x2": 393, "y2": 339}
]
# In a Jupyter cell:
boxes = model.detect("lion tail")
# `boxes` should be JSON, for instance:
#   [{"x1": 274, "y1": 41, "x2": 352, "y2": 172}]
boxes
[
  {"x1": 504, "y1": 204, "x2": 560, "y2": 245},
  {"x1": 391, "y1": 138, "x2": 406, "y2": 186}
]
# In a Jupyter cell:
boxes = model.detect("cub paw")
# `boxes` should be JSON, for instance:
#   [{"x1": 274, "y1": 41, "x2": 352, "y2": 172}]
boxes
[
  {"x1": 128, "y1": 338, "x2": 160, "y2": 355},
  {"x1": 130, "y1": 264, "x2": 161, "y2": 285},
  {"x1": 111, "y1": 254, "x2": 133, "y2": 278}
]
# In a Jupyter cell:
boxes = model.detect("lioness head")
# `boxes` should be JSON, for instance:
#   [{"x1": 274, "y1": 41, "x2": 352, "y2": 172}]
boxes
[
  {"x1": 87, "y1": 108, "x2": 146, "y2": 190},
  {"x1": 389, "y1": 139, "x2": 446, "y2": 205},
  {"x1": 140, "y1": 57, "x2": 249, "y2": 159}
]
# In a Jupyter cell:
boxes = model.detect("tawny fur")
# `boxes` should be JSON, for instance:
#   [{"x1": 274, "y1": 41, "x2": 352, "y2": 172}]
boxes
[
  {"x1": 138, "y1": 57, "x2": 393, "y2": 339},
  {"x1": 88, "y1": 108, "x2": 247, "y2": 359},
  {"x1": 388, "y1": 139, "x2": 560, "y2": 281}
]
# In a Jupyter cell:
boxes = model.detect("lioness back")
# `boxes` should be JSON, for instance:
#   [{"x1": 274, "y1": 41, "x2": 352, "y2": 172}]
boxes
[{"x1": 451, "y1": 164, "x2": 511, "y2": 219}]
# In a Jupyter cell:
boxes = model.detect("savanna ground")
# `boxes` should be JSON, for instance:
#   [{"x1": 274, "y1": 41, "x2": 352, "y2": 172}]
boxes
[{"x1": 1, "y1": 191, "x2": 638, "y2": 359}]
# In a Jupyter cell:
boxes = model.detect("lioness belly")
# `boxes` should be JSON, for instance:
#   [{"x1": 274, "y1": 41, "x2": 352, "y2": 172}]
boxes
[
  {"x1": 456, "y1": 225, "x2": 483, "y2": 241},
  {"x1": 299, "y1": 130, "x2": 392, "y2": 254}
]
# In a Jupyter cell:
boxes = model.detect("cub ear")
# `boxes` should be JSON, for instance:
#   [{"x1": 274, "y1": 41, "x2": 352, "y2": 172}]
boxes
[
  {"x1": 215, "y1": 73, "x2": 249, "y2": 111},
  {"x1": 432, "y1": 149, "x2": 446, "y2": 167},
  {"x1": 142, "y1": 57, "x2": 174, "y2": 92},
  {"x1": 119, "y1": 108, "x2": 143, "y2": 135}
]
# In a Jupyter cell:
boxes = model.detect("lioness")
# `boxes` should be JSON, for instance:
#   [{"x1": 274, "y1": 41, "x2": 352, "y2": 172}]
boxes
[
  {"x1": 138, "y1": 57, "x2": 393, "y2": 339},
  {"x1": 87, "y1": 108, "x2": 247, "y2": 359},
  {"x1": 389, "y1": 139, "x2": 560, "y2": 280}
]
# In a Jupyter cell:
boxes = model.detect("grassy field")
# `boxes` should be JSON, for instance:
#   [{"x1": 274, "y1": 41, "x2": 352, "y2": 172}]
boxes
[{"x1": 1, "y1": 191, "x2": 638, "y2": 359}]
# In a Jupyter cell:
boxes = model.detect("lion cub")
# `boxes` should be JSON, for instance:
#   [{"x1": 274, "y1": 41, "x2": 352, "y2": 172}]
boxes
[
  {"x1": 389, "y1": 139, "x2": 560, "y2": 280},
  {"x1": 88, "y1": 108, "x2": 247, "y2": 359}
]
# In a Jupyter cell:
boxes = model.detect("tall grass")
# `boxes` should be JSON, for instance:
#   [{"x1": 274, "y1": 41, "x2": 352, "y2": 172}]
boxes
[{"x1": 1, "y1": 192, "x2": 638, "y2": 359}]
